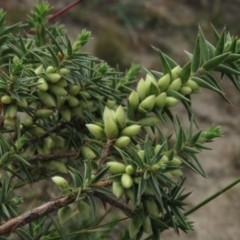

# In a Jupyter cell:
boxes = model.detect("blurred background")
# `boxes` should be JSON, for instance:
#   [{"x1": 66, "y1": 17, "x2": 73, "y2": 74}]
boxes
[{"x1": 1, "y1": 0, "x2": 240, "y2": 239}]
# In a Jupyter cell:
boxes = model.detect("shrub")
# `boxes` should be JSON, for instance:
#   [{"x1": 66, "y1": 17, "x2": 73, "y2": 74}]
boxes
[{"x1": 0, "y1": 2, "x2": 239, "y2": 240}]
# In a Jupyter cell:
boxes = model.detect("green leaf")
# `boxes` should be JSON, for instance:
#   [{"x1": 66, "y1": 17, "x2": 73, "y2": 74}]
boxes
[
  {"x1": 210, "y1": 24, "x2": 220, "y2": 41},
  {"x1": 214, "y1": 28, "x2": 226, "y2": 56},
  {"x1": 87, "y1": 193, "x2": 96, "y2": 219},
  {"x1": 137, "y1": 176, "x2": 147, "y2": 200},
  {"x1": 166, "y1": 90, "x2": 190, "y2": 102},
  {"x1": 190, "y1": 130, "x2": 202, "y2": 144},
  {"x1": 215, "y1": 64, "x2": 240, "y2": 75},
  {"x1": 91, "y1": 166, "x2": 109, "y2": 183},
  {"x1": 191, "y1": 35, "x2": 201, "y2": 74},
  {"x1": 198, "y1": 25, "x2": 210, "y2": 62},
  {"x1": 46, "y1": 28, "x2": 64, "y2": 56},
  {"x1": 175, "y1": 126, "x2": 183, "y2": 151},
  {"x1": 12, "y1": 154, "x2": 31, "y2": 167},
  {"x1": 50, "y1": 216, "x2": 67, "y2": 240},
  {"x1": 15, "y1": 228, "x2": 33, "y2": 240},
  {"x1": 148, "y1": 174, "x2": 163, "y2": 208},
  {"x1": 202, "y1": 52, "x2": 230, "y2": 71},
  {"x1": 223, "y1": 53, "x2": 240, "y2": 63},
  {"x1": 179, "y1": 61, "x2": 191, "y2": 84},
  {"x1": 163, "y1": 53, "x2": 178, "y2": 68},
  {"x1": 84, "y1": 159, "x2": 92, "y2": 183}
]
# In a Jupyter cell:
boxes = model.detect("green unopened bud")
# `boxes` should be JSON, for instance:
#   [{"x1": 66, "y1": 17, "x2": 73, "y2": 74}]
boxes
[
  {"x1": 171, "y1": 65, "x2": 182, "y2": 80},
  {"x1": 7, "y1": 104, "x2": 17, "y2": 118},
  {"x1": 158, "y1": 74, "x2": 171, "y2": 91},
  {"x1": 165, "y1": 97, "x2": 178, "y2": 107},
  {"x1": 37, "y1": 78, "x2": 48, "y2": 91},
  {"x1": 80, "y1": 91, "x2": 91, "y2": 99},
  {"x1": 115, "y1": 105, "x2": 125, "y2": 127},
  {"x1": 35, "y1": 109, "x2": 54, "y2": 119},
  {"x1": 49, "y1": 85, "x2": 67, "y2": 96},
  {"x1": 150, "y1": 164, "x2": 160, "y2": 173},
  {"x1": 121, "y1": 173, "x2": 133, "y2": 189},
  {"x1": 139, "y1": 116, "x2": 161, "y2": 126},
  {"x1": 114, "y1": 136, "x2": 130, "y2": 148},
  {"x1": 146, "y1": 199, "x2": 159, "y2": 217},
  {"x1": 125, "y1": 165, "x2": 134, "y2": 175},
  {"x1": 44, "y1": 161, "x2": 68, "y2": 174},
  {"x1": 46, "y1": 73, "x2": 61, "y2": 83},
  {"x1": 70, "y1": 106, "x2": 83, "y2": 118},
  {"x1": 137, "y1": 78, "x2": 147, "y2": 101},
  {"x1": 67, "y1": 95, "x2": 79, "y2": 107},
  {"x1": 56, "y1": 95, "x2": 66, "y2": 108},
  {"x1": 163, "y1": 172, "x2": 173, "y2": 178},
  {"x1": 58, "y1": 206, "x2": 71, "y2": 224},
  {"x1": 154, "y1": 144, "x2": 162, "y2": 154},
  {"x1": 103, "y1": 106, "x2": 114, "y2": 124},
  {"x1": 52, "y1": 176, "x2": 69, "y2": 191},
  {"x1": 185, "y1": 79, "x2": 199, "y2": 91},
  {"x1": 34, "y1": 64, "x2": 45, "y2": 75},
  {"x1": 145, "y1": 74, "x2": 158, "y2": 94},
  {"x1": 59, "y1": 68, "x2": 70, "y2": 75},
  {"x1": 112, "y1": 182, "x2": 124, "y2": 198},
  {"x1": 69, "y1": 85, "x2": 81, "y2": 96},
  {"x1": 43, "y1": 137, "x2": 54, "y2": 154},
  {"x1": 104, "y1": 118, "x2": 119, "y2": 139},
  {"x1": 86, "y1": 124, "x2": 105, "y2": 140},
  {"x1": 138, "y1": 150, "x2": 144, "y2": 160},
  {"x1": 56, "y1": 78, "x2": 68, "y2": 87},
  {"x1": 4, "y1": 118, "x2": 16, "y2": 128},
  {"x1": 167, "y1": 78, "x2": 182, "y2": 91},
  {"x1": 46, "y1": 66, "x2": 56, "y2": 73},
  {"x1": 1, "y1": 95, "x2": 12, "y2": 104},
  {"x1": 37, "y1": 90, "x2": 56, "y2": 107},
  {"x1": 52, "y1": 135, "x2": 65, "y2": 148},
  {"x1": 139, "y1": 95, "x2": 156, "y2": 112},
  {"x1": 155, "y1": 92, "x2": 167, "y2": 108},
  {"x1": 106, "y1": 99, "x2": 116, "y2": 109},
  {"x1": 143, "y1": 216, "x2": 152, "y2": 233},
  {"x1": 22, "y1": 117, "x2": 33, "y2": 127},
  {"x1": 28, "y1": 126, "x2": 45, "y2": 136},
  {"x1": 82, "y1": 146, "x2": 97, "y2": 159},
  {"x1": 128, "y1": 91, "x2": 139, "y2": 110},
  {"x1": 16, "y1": 99, "x2": 28, "y2": 107},
  {"x1": 128, "y1": 218, "x2": 143, "y2": 239},
  {"x1": 170, "y1": 157, "x2": 182, "y2": 166},
  {"x1": 159, "y1": 155, "x2": 168, "y2": 163},
  {"x1": 121, "y1": 125, "x2": 141, "y2": 137},
  {"x1": 180, "y1": 86, "x2": 192, "y2": 95},
  {"x1": 106, "y1": 162, "x2": 126, "y2": 174},
  {"x1": 171, "y1": 169, "x2": 183, "y2": 177}
]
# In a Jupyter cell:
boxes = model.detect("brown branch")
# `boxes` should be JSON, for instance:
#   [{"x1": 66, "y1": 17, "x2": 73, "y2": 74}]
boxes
[{"x1": 0, "y1": 181, "x2": 138, "y2": 236}]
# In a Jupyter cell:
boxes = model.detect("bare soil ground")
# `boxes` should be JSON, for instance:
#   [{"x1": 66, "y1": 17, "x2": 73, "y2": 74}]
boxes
[{"x1": 2, "y1": 1, "x2": 240, "y2": 239}]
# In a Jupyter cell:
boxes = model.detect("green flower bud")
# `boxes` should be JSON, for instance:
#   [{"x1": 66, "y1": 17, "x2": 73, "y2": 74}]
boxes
[
  {"x1": 103, "y1": 106, "x2": 114, "y2": 124},
  {"x1": 139, "y1": 116, "x2": 161, "y2": 126},
  {"x1": 125, "y1": 188, "x2": 134, "y2": 201},
  {"x1": 154, "y1": 144, "x2": 162, "y2": 154},
  {"x1": 150, "y1": 164, "x2": 160, "y2": 173},
  {"x1": 128, "y1": 91, "x2": 139, "y2": 110},
  {"x1": 104, "y1": 118, "x2": 119, "y2": 139},
  {"x1": 37, "y1": 78, "x2": 48, "y2": 91},
  {"x1": 43, "y1": 161, "x2": 68, "y2": 174},
  {"x1": 143, "y1": 216, "x2": 152, "y2": 233},
  {"x1": 180, "y1": 86, "x2": 192, "y2": 95},
  {"x1": 115, "y1": 105, "x2": 125, "y2": 127},
  {"x1": 52, "y1": 135, "x2": 65, "y2": 148},
  {"x1": 137, "y1": 78, "x2": 147, "y2": 101},
  {"x1": 82, "y1": 146, "x2": 97, "y2": 159},
  {"x1": 165, "y1": 97, "x2": 179, "y2": 107},
  {"x1": 28, "y1": 126, "x2": 45, "y2": 137},
  {"x1": 159, "y1": 155, "x2": 168, "y2": 163},
  {"x1": 80, "y1": 91, "x2": 91, "y2": 99},
  {"x1": 43, "y1": 137, "x2": 54, "y2": 154},
  {"x1": 125, "y1": 165, "x2": 134, "y2": 175},
  {"x1": 77, "y1": 200, "x2": 91, "y2": 219},
  {"x1": 171, "y1": 65, "x2": 182, "y2": 80},
  {"x1": 49, "y1": 85, "x2": 67, "y2": 96},
  {"x1": 133, "y1": 177, "x2": 140, "y2": 184},
  {"x1": 138, "y1": 150, "x2": 144, "y2": 160},
  {"x1": 4, "y1": 118, "x2": 16, "y2": 128},
  {"x1": 7, "y1": 104, "x2": 17, "y2": 118},
  {"x1": 1, "y1": 95, "x2": 12, "y2": 104},
  {"x1": 121, "y1": 173, "x2": 133, "y2": 189},
  {"x1": 121, "y1": 125, "x2": 141, "y2": 137},
  {"x1": 46, "y1": 73, "x2": 61, "y2": 83},
  {"x1": 46, "y1": 66, "x2": 56, "y2": 73},
  {"x1": 112, "y1": 182, "x2": 124, "y2": 198},
  {"x1": 128, "y1": 218, "x2": 142, "y2": 239},
  {"x1": 22, "y1": 117, "x2": 33, "y2": 127},
  {"x1": 56, "y1": 78, "x2": 68, "y2": 87},
  {"x1": 86, "y1": 124, "x2": 105, "y2": 140},
  {"x1": 158, "y1": 74, "x2": 171, "y2": 91},
  {"x1": 171, "y1": 169, "x2": 183, "y2": 177},
  {"x1": 59, "y1": 68, "x2": 70, "y2": 75},
  {"x1": 185, "y1": 79, "x2": 199, "y2": 91},
  {"x1": 169, "y1": 157, "x2": 182, "y2": 166},
  {"x1": 69, "y1": 85, "x2": 81, "y2": 96},
  {"x1": 70, "y1": 106, "x2": 84, "y2": 118},
  {"x1": 37, "y1": 90, "x2": 56, "y2": 107},
  {"x1": 106, "y1": 162, "x2": 126, "y2": 174},
  {"x1": 164, "y1": 172, "x2": 173, "y2": 178},
  {"x1": 58, "y1": 206, "x2": 71, "y2": 224},
  {"x1": 16, "y1": 99, "x2": 28, "y2": 107},
  {"x1": 114, "y1": 136, "x2": 130, "y2": 148},
  {"x1": 155, "y1": 92, "x2": 167, "y2": 108},
  {"x1": 167, "y1": 78, "x2": 182, "y2": 91},
  {"x1": 146, "y1": 198, "x2": 159, "y2": 217},
  {"x1": 145, "y1": 74, "x2": 158, "y2": 94},
  {"x1": 34, "y1": 64, "x2": 45, "y2": 75},
  {"x1": 137, "y1": 106, "x2": 148, "y2": 116},
  {"x1": 139, "y1": 95, "x2": 156, "y2": 112},
  {"x1": 67, "y1": 95, "x2": 79, "y2": 107},
  {"x1": 35, "y1": 109, "x2": 54, "y2": 119},
  {"x1": 52, "y1": 176, "x2": 69, "y2": 191},
  {"x1": 106, "y1": 99, "x2": 116, "y2": 109}
]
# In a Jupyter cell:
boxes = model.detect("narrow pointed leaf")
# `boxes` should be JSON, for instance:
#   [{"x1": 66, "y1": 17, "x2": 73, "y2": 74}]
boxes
[
  {"x1": 214, "y1": 28, "x2": 226, "y2": 56},
  {"x1": 198, "y1": 25, "x2": 210, "y2": 62},
  {"x1": 191, "y1": 35, "x2": 201, "y2": 74}
]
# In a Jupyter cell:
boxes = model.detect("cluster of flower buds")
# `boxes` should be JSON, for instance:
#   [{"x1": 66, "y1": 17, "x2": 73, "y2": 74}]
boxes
[
  {"x1": 86, "y1": 106, "x2": 141, "y2": 146},
  {"x1": 128, "y1": 66, "x2": 200, "y2": 115}
]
